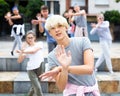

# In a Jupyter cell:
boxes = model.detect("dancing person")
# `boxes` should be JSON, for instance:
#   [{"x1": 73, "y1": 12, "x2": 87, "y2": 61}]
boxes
[
  {"x1": 63, "y1": 7, "x2": 76, "y2": 37},
  {"x1": 68, "y1": 4, "x2": 88, "y2": 37},
  {"x1": 17, "y1": 31, "x2": 44, "y2": 96},
  {"x1": 4, "y1": 6, "x2": 25, "y2": 56},
  {"x1": 31, "y1": 5, "x2": 57, "y2": 53},
  {"x1": 90, "y1": 13, "x2": 113, "y2": 74},
  {"x1": 39, "y1": 15, "x2": 100, "y2": 96}
]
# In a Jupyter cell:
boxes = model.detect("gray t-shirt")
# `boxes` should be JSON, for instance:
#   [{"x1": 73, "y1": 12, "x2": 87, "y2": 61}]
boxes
[
  {"x1": 48, "y1": 37, "x2": 97, "y2": 96},
  {"x1": 74, "y1": 15, "x2": 87, "y2": 27}
]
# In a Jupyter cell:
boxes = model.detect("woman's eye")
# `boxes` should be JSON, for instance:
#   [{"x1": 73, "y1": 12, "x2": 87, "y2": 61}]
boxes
[
  {"x1": 51, "y1": 27, "x2": 55, "y2": 30},
  {"x1": 58, "y1": 25, "x2": 63, "y2": 28}
]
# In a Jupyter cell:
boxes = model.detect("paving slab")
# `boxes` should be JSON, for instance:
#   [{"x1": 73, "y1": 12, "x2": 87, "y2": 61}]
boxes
[{"x1": 0, "y1": 41, "x2": 120, "y2": 58}]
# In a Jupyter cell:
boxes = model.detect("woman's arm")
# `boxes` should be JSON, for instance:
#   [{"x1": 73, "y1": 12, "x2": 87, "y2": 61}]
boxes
[
  {"x1": 23, "y1": 44, "x2": 41, "y2": 54},
  {"x1": 4, "y1": 12, "x2": 13, "y2": 26},
  {"x1": 40, "y1": 45, "x2": 71, "y2": 91},
  {"x1": 99, "y1": 21, "x2": 109, "y2": 28},
  {"x1": 10, "y1": 14, "x2": 21, "y2": 19},
  {"x1": 68, "y1": 49, "x2": 94, "y2": 75},
  {"x1": 73, "y1": 10, "x2": 86, "y2": 16},
  {"x1": 39, "y1": 22, "x2": 44, "y2": 33},
  {"x1": 7, "y1": 18, "x2": 13, "y2": 26},
  {"x1": 53, "y1": 45, "x2": 71, "y2": 91},
  {"x1": 17, "y1": 50, "x2": 26, "y2": 63}
]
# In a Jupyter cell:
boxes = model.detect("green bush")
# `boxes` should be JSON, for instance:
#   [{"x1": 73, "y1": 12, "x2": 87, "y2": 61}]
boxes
[
  {"x1": 103, "y1": 10, "x2": 120, "y2": 24},
  {"x1": 115, "y1": 0, "x2": 120, "y2": 3},
  {"x1": 0, "y1": 0, "x2": 10, "y2": 18},
  {"x1": 25, "y1": 0, "x2": 44, "y2": 21}
]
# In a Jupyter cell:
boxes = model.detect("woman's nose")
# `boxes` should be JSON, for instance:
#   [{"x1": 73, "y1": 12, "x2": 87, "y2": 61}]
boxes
[{"x1": 55, "y1": 27, "x2": 59, "y2": 32}]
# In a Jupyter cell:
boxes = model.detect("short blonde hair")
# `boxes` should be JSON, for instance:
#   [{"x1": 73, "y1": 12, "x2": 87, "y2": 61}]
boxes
[
  {"x1": 97, "y1": 13, "x2": 104, "y2": 20},
  {"x1": 45, "y1": 15, "x2": 69, "y2": 31}
]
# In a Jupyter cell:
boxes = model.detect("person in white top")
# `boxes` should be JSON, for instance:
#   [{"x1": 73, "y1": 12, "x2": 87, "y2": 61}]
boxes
[
  {"x1": 90, "y1": 13, "x2": 113, "y2": 74},
  {"x1": 17, "y1": 30, "x2": 44, "y2": 96}
]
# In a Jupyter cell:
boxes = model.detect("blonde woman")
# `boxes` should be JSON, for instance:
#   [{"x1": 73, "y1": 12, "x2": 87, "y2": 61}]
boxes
[{"x1": 39, "y1": 15, "x2": 100, "y2": 96}]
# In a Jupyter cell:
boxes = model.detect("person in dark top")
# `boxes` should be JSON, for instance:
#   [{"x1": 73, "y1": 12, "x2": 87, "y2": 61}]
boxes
[{"x1": 4, "y1": 6, "x2": 25, "y2": 56}]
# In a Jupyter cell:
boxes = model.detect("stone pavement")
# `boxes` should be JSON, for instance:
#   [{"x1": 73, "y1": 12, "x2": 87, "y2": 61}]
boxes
[
  {"x1": 0, "y1": 93, "x2": 63, "y2": 96},
  {"x1": 0, "y1": 40, "x2": 120, "y2": 58},
  {"x1": 0, "y1": 39, "x2": 120, "y2": 96},
  {"x1": 0, "y1": 93, "x2": 119, "y2": 96}
]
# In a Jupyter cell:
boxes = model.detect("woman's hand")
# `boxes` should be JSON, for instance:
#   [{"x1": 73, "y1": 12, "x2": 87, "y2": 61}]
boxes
[
  {"x1": 31, "y1": 19, "x2": 39, "y2": 25},
  {"x1": 39, "y1": 67, "x2": 60, "y2": 81},
  {"x1": 16, "y1": 50, "x2": 22, "y2": 53},
  {"x1": 4, "y1": 12, "x2": 12, "y2": 20},
  {"x1": 55, "y1": 45, "x2": 71, "y2": 69},
  {"x1": 91, "y1": 23, "x2": 96, "y2": 28}
]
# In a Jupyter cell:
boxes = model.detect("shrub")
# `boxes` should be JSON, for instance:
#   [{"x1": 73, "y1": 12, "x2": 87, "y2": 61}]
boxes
[
  {"x1": 0, "y1": 0, "x2": 10, "y2": 18},
  {"x1": 103, "y1": 10, "x2": 120, "y2": 24},
  {"x1": 25, "y1": 0, "x2": 44, "y2": 22}
]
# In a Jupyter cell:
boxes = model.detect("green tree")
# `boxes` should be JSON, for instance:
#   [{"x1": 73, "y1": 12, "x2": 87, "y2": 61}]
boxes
[
  {"x1": 104, "y1": 10, "x2": 120, "y2": 25},
  {"x1": 115, "y1": 0, "x2": 120, "y2": 3},
  {"x1": 103, "y1": 10, "x2": 120, "y2": 41},
  {"x1": 0, "y1": 0, "x2": 10, "y2": 36},
  {"x1": 0, "y1": 0, "x2": 10, "y2": 18},
  {"x1": 25, "y1": 0, "x2": 44, "y2": 22}
]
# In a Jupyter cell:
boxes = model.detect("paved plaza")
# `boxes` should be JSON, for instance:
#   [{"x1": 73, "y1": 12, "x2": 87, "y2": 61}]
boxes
[
  {"x1": 0, "y1": 38, "x2": 120, "y2": 96},
  {"x1": 0, "y1": 40, "x2": 120, "y2": 58}
]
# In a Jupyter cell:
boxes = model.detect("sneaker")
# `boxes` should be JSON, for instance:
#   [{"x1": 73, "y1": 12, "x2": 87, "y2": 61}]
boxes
[
  {"x1": 95, "y1": 68, "x2": 98, "y2": 72},
  {"x1": 110, "y1": 71, "x2": 114, "y2": 74},
  {"x1": 11, "y1": 51, "x2": 14, "y2": 56}
]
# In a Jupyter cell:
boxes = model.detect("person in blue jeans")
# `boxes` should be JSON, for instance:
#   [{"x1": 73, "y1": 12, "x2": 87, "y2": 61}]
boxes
[
  {"x1": 32, "y1": 5, "x2": 57, "y2": 53},
  {"x1": 4, "y1": 6, "x2": 25, "y2": 56},
  {"x1": 90, "y1": 13, "x2": 113, "y2": 74}
]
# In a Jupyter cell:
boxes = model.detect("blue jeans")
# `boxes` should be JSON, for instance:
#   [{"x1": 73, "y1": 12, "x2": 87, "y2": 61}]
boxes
[
  {"x1": 48, "y1": 42, "x2": 57, "y2": 53},
  {"x1": 95, "y1": 40, "x2": 113, "y2": 73},
  {"x1": 12, "y1": 35, "x2": 23, "y2": 51}
]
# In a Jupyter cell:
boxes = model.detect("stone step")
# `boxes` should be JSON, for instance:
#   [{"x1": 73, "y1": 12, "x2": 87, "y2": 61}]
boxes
[
  {"x1": 0, "y1": 93, "x2": 120, "y2": 96},
  {"x1": 0, "y1": 93, "x2": 63, "y2": 96},
  {"x1": 0, "y1": 72, "x2": 61, "y2": 94},
  {"x1": 96, "y1": 72, "x2": 120, "y2": 94},
  {"x1": 94, "y1": 58, "x2": 120, "y2": 72},
  {"x1": 0, "y1": 57, "x2": 120, "y2": 72},
  {"x1": 0, "y1": 72, "x2": 120, "y2": 94}
]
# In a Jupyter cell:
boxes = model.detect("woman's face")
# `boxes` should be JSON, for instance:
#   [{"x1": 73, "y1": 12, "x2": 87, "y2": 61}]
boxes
[
  {"x1": 74, "y1": 5, "x2": 80, "y2": 12},
  {"x1": 26, "y1": 34, "x2": 36, "y2": 45},
  {"x1": 97, "y1": 16, "x2": 103, "y2": 22},
  {"x1": 41, "y1": 9, "x2": 48, "y2": 19},
  {"x1": 13, "y1": 9, "x2": 19, "y2": 15},
  {"x1": 49, "y1": 24, "x2": 67, "y2": 41}
]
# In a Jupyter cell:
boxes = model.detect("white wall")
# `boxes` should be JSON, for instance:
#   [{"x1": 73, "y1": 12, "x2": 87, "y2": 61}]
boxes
[
  {"x1": 59, "y1": 0, "x2": 66, "y2": 15},
  {"x1": 88, "y1": 0, "x2": 120, "y2": 14}
]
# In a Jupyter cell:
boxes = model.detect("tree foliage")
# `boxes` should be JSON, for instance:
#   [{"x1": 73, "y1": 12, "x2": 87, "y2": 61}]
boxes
[
  {"x1": 0, "y1": 0, "x2": 10, "y2": 18},
  {"x1": 25, "y1": 0, "x2": 44, "y2": 21},
  {"x1": 115, "y1": 0, "x2": 120, "y2": 3},
  {"x1": 104, "y1": 10, "x2": 120, "y2": 24}
]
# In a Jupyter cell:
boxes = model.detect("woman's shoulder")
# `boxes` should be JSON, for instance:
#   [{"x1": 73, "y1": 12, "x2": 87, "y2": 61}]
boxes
[
  {"x1": 32, "y1": 42, "x2": 43, "y2": 49},
  {"x1": 104, "y1": 21, "x2": 109, "y2": 24},
  {"x1": 71, "y1": 37, "x2": 89, "y2": 42}
]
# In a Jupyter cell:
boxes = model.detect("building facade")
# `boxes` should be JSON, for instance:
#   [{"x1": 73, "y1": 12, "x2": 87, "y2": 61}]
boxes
[
  {"x1": 43, "y1": 0, "x2": 120, "y2": 41},
  {"x1": 44, "y1": 0, "x2": 120, "y2": 15}
]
